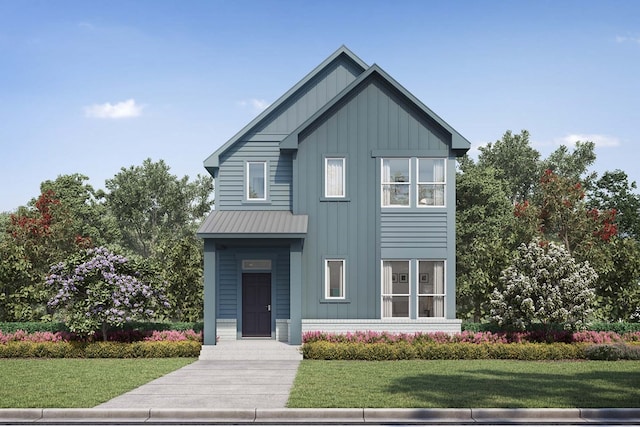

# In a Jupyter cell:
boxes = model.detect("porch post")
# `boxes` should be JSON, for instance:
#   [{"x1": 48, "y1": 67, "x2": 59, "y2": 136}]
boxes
[
  {"x1": 289, "y1": 240, "x2": 303, "y2": 345},
  {"x1": 203, "y1": 239, "x2": 217, "y2": 345}
]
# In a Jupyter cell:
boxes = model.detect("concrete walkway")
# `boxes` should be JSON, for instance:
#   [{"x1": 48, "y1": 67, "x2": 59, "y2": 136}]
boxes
[{"x1": 96, "y1": 340, "x2": 302, "y2": 409}]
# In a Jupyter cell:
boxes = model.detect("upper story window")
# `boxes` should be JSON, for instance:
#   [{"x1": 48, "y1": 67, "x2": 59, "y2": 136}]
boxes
[
  {"x1": 381, "y1": 158, "x2": 410, "y2": 207},
  {"x1": 325, "y1": 157, "x2": 345, "y2": 198},
  {"x1": 246, "y1": 161, "x2": 266, "y2": 200},
  {"x1": 418, "y1": 159, "x2": 445, "y2": 207},
  {"x1": 325, "y1": 259, "x2": 345, "y2": 299},
  {"x1": 381, "y1": 158, "x2": 445, "y2": 207}
]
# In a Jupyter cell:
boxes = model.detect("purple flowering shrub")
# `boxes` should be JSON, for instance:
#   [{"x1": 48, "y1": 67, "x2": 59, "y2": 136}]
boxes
[
  {"x1": 0, "y1": 329, "x2": 203, "y2": 344},
  {"x1": 302, "y1": 330, "x2": 640, "y2": 345},
  {"x1": 46, "y1": 247, "x2": 170, "y2": 341},
  {"x1": 144, "y1": 330, "x2": 202, "y2": 342}
]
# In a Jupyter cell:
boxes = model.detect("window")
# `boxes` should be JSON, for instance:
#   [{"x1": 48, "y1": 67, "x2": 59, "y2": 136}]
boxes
[
  {"x1": 418, "y1": 159, "x2": 445, "y2": 206},
  {"x1": 381, "y1": 159, "x2": 410, "y2": 206},
  {"x1": 247, "y1": 161, "x2": 266, "y2": 200},
  {"x1": 325, "y1": 259, "x2": 345, "y2": 299},
  {"x1": 381, "y1": 260, "x2": 410, "y2": 317},
  {"x1": 418, "y1": 261, "x2": 445, "y2": 317},
  {"x1": 325, "y1": 157, "x2": 345, "y2": 198}
]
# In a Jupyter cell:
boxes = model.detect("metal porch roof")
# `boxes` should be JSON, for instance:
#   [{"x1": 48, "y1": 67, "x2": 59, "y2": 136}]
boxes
[{"x1": 196, "y1": 210, "x2": 308, "y2": 239}]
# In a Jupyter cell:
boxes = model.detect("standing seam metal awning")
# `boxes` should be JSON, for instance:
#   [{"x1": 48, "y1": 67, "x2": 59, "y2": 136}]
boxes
[{"x1": 196, "y1": 210, "x2": 308, "y2": 239}]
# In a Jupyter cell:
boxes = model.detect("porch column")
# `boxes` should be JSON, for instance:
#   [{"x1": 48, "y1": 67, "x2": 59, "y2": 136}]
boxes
[
  {"x1": 289, "y1": 240, "x2": 303, "y2": 345},
  {"x1": 203, "y1": 239, "x2": 217, "y2": 345}
]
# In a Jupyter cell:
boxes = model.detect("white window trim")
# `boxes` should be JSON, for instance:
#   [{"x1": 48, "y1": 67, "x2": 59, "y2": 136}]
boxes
[
  {"x1": 325, "y1": 259, "x2": 346, "y2": 299},
  {"x1": 246, "y1": 161, "x2": 267, "y2": 201},
  {"x1": 381, "y1": 158, "x2": 411, "y2": 208},
  {"x1": 381, "y1": 260, "x2": 411, "y2": 319},
  {"x1": 416, "y1": 260, "x2": 446, "y2": 318},
  {"x1": 324, "y1": 157, "x2": 346, "y2": 198},
  {"x1": 417, "y1": 158, "x2": 446, "y2": 208}
]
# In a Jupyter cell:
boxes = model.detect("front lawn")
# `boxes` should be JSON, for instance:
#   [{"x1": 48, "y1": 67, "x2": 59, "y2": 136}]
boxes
[
  {"x1": 0, "y1": 358, "x2": 195, "y2": 408},
  {"x1": 288, "y1": 359, "x2": 640, "y2": 408}
]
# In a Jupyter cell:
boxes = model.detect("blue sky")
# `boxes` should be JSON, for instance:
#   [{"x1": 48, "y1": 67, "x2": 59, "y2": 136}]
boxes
[{"x1": 1, "y1": 0, "x2": 639, "y2": 212}]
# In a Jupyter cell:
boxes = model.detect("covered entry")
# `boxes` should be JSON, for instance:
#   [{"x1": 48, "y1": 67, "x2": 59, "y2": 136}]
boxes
[{"x1": 197, "y1": 210, "x2": 307, "y2": 346}]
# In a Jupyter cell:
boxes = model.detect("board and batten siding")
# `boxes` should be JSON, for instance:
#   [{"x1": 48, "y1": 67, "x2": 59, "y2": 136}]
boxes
[{"x1": 296, "y1": 77, "x2": 455, "y2": 320}]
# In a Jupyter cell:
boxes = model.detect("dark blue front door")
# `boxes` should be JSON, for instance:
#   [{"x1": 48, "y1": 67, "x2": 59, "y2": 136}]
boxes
[{"x1": 242, "y1": 273, "x2": 271, "y2": 337}]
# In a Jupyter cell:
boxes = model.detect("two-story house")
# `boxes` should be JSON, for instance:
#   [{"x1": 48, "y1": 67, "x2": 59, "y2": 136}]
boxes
[{"x1": 197, "y1": 46, "x2": 470, "y2": 355}]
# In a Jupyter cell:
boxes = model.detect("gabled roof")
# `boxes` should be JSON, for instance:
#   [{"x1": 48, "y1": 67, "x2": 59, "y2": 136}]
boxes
[
  {"x1": 281, "y1": 64, "x2": 471, "y2": 154},
  {"x1": 197, "y1": 210, "x2": 308, "y2": 239},
  {"x1": 203, "y1": 46, "x2": 369, "y2": 175}
]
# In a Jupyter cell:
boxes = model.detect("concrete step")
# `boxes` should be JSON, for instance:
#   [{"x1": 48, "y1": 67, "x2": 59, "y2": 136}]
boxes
[{"x1": 199, "y1": 340, "x2": 302, "y2": 360}]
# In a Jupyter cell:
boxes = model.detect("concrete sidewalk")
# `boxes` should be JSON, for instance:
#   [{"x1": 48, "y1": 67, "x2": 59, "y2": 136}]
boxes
[{"x1": 97, "y1": 340, "x2": 302, "y2": 409}]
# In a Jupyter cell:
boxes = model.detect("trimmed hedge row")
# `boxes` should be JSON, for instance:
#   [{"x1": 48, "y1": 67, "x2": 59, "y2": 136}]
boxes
[
  {"x1": 302, "y1": 341, "x2": 640, "y2": 361},
  {"x1": 461, "y1": 321, "x2": 640, "y2": 334},
  {"x1": 0, "y1": 321, "x2": 204, "y2": 334},
  {"x1": 0, "y1": 340, "x2": 201, "y2": 358}
]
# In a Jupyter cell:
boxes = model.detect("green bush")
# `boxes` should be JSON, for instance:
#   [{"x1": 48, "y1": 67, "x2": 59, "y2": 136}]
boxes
[
  {"x1": 302, "y1": 341, "x2": 587, "y2": 361},
  {"x1": 585, "y1": 343, "x2": 640, "y2": 360},
  {"x1": 0, "y1": 321, "x2": 204, "y2": 335},
  {"x1": 588, "y1": 322, "x2": 640, "y2": 334},
  {"x1": 0, "y1": 322, "x2": 68, "y2": 334},
  {"x1": 0, "y1": 341, "x2": 200, "y2": 358}
]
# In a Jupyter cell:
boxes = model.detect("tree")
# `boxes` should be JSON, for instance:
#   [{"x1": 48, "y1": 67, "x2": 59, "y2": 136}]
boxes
[
  {"x1": 588, "y1": 170, "x2": 640, "y2": 239},
  {"x1": 105, "y1": 159, "x2": 213, "y2": 258},
  {"x1": 541, "y1": 140, "x2": 596, "y2": 183},
  {"x1": 47, "y1": 247, "x2": 169, "y2": 341},
  {"x1": 155, "y1": 236, "x2": 204, "y2": 321},
  {"x1": 456, "y1": 159, "x2": 515, "y2": 321},
  {"x1": 477, "y1": 130, "x2": 541, "y2": 203},
  {"x1": 490, "y1": 240, "x2": 597, "y2": 331}
]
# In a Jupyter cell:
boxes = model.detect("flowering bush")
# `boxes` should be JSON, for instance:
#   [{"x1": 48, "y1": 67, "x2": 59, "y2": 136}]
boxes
[
  {"x1": 302, "y1": 330, "x2": 640, "y2": 345},
  {"x1": 490, "y1": 239, "x2": 597, "y2": 332},
  {"x1": 46, "y1": 247, "x2": 170, "y2": 341},
  {"x1": 0, "y1": 330, "x2": 68, "y2": 344},
  {"x1": 144, "y1": 329, "x2": 202, "y2": 342}
]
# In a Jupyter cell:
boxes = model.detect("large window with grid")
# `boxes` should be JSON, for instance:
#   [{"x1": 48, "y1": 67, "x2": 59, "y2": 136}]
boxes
[
  {"x1": 417, "y1": 261, "x2": 445, "y2": 317},
  {"x1": 381, "y1": 158, "x2": 445, "y2": 207},
  {"x1": 381, "y1": 260, "x2": 410, "y2": 317}
]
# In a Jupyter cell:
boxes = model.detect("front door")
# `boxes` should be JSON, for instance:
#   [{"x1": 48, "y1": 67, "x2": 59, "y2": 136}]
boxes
[{"x1": 242, "y1": 273, "x2": 272, "y2": 337}]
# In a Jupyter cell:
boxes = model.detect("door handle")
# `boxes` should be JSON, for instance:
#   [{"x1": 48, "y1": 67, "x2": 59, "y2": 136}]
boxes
[{"x1": 266, "y1": 304, "x2": 271, "y2": 312}]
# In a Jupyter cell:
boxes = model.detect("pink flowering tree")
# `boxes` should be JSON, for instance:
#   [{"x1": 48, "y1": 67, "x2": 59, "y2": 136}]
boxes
[{"x1": 46, "y1": 247, "x2": 169, "y2": 341}]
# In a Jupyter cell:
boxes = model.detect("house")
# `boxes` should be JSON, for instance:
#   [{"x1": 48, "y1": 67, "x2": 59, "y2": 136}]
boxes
[{"x1": 197, "y1": 46, "x2": 470, "y2": 354}]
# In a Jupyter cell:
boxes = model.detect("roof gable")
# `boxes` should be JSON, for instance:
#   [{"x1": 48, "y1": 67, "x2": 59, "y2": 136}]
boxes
[
  {"x1": 204, "y1": 46, "x2": 368, "y2": 175},
  {"x1": 280, "y1": 64, "x2": 471, "y2": 155}
]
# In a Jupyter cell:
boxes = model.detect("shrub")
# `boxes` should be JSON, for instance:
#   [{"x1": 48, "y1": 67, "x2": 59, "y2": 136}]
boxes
[
  {"x1": 301, "y1": 341, "x2": 586, "y2": 361},
  {"x1": 585, "y1": 343, "x2": 640, "y2": 361},
  {"x1": 0, "y1": 340, "x2": 200, "y2": 358}
]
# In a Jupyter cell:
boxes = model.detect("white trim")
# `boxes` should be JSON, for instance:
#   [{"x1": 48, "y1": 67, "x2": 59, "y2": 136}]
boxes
[
  {"x1": 246, "y1": 161, "x2": 267, "y2": 200},
  {"x1": 381, "y1": 260, "x2": 411, "y2": 319},
  {"x1": 381, "y1": 158, "x2": 411, "y2": 207},
  {"x1": 416, "y1": 260, "x2": 446, "y2": 318},
  {"x1": 325, "y1": 259, "x2": 346, "y2": 299},
  {"x1": 324, "y1": 157, "x2": 346, "y2": 198},
  {"x1": 417, "y1": 158, "x2": 446, "y2": 207}
]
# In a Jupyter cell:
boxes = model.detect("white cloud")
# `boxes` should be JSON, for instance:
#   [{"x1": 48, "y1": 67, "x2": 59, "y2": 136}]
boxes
[
  {"x1": 616, "y1": 35, "x2": 640, "y2": 45},
  {"x1": 237, "y1": 98, "x2": 270, "y2": 112},
  {"x1": 555, "y1": 133, "x2": 620, "y2": 148},
  {"x1": 84, "y1": 99, "x2": 143, "y2": 119}
]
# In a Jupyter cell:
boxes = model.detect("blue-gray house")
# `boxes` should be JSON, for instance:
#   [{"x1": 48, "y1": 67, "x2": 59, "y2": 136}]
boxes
[{"x1": 197, "y1": 46, "x2": 470, "y2": 352}]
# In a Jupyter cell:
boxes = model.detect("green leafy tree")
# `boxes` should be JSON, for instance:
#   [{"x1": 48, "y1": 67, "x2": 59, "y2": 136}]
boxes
[
  {"x1": 456, "y1": 159, "x2": 514, "y2": 321},
  {"x1": 477, "y1": 130, "x2": 541, "y2": 202},
  {"x1": 588, "y1": 170, "x2": 640, "y2": 239},
  {"x1": 155, "y1": 236, "x2": 204, "y2": 321},
  {"x1": 541, "y1": 140, "x2": 596, "y2": 183},
  {"x1": 490, "y1": 240, "x2": 597, "y2": 331},
  {"x1": 47, "y1": 247, "x2": 169, "y2": 341},
  {"x1": 105, "y1": 159, "x2": 213, "y2": 258}
]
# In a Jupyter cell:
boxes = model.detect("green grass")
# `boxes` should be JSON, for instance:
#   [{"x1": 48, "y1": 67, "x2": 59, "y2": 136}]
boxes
[
  {"x1": 288, "y1": 360, "x2": 640, "y2": 408},
  {"x1": 0, "y1": 358, "x2": 195, "y2": 408}
]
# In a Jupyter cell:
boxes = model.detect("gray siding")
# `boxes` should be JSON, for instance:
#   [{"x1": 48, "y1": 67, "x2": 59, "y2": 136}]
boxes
[
  {"x1": 296, "y1": 78, "x2": 455, "y2": 320},
  {"x1": 215, "y1": 57, "x2": 362, "y2": 211},
  {"x1": 276, "y1": 253, "x2": 290, "y2": 319},
  {"x1": 218, "y1": 251, "x2": 238, "y2": 319},
  {"x1": 380, "y1": 212, "x2": 447, "y2": 248}
]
